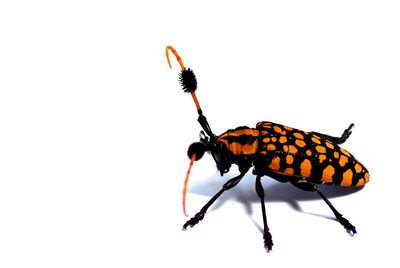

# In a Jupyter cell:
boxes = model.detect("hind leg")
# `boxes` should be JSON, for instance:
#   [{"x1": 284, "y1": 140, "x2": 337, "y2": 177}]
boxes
[
  {"x1": 309, "y1": 123, "x2": 354, "y2": 145},
  {"x1": 290, "y1": 180, "x2": 357, "y2": 235}
]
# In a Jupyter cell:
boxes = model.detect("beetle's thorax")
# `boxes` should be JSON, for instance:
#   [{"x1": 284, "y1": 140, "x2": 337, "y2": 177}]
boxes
[{"x1": 217, "y1": 127, "x2": 260, "y2": 156}]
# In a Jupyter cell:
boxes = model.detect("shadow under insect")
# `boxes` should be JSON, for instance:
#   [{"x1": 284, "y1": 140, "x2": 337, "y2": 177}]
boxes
[{"x1": 189, "y1": 172, "x2": 363, "y2": 218}]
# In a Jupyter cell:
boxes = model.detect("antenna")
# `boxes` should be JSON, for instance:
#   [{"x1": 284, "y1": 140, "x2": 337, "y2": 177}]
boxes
[
  {"x1": 166, "y1": 46, "x2": 215, "y2": 217},
  {"x1": 166, "y1": 46, "x2": 215, "y2": 139},
  {"x1": 182, "y1": 153, "x2": 196, "y2": 217}
]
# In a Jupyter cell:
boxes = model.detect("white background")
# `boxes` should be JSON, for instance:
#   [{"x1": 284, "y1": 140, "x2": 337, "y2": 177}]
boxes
[{"x1": 1, "y1": 0, "x2": 399, "y2": 267}]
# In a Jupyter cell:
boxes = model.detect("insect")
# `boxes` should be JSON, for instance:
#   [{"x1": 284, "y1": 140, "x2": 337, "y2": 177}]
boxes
[{"x1": 166, "y1": 46, "x2": 369, "y2": 251}]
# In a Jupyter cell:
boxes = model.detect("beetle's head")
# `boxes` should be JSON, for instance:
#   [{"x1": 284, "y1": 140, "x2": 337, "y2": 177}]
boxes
[{"x1": 187, "y1": 132, "x2": 232, "y2": 176}]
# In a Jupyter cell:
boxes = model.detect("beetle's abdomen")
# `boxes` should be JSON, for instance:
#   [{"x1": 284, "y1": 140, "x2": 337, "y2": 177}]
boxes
[
  {"x1": 256, "y1": 121, "x2": 369, "y2": 187},
  {"x1": 217, "y1": 127, "x2": 260, "y2": 155}
]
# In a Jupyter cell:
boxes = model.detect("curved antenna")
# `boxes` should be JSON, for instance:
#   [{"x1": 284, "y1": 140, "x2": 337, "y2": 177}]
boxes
[
  {"x1": 166, "y1": 45, "x2": 215, "y2": 139},
  {"x1": 183, "y1": 153, "x2": 197, "y2": 217},
  {"x1": 166, "y1": 46, "x2": 200, "y2": 110},
  {"x1": 166, "y1": 46, "x2": 185, "y2": 71}
]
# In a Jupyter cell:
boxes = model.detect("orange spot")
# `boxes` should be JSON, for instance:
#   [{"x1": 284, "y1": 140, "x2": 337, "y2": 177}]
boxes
[
  {"x1": 300, "y1": 159, "x2": 312, "y2": 178},
  {"x1": 339, "y1": 155, "x2": 348, "y2": 167},
  {"x1": 333, "y1": 152, "x2": 339, "y2": 159},
  {"x1": 293, "y1": 132, "x2": 304, "y2": 139},
  {"x1": 316, "y1": 146, "x2": 326, "y2": 154},
  {"x1": 306, "y1": 150, "x2": 312, "y2": 156},
  {"x1": 325, "y1": 141, "x2": 334, "y2": 149},
  {"x1": 295, "y1": 139, "x2": 306, "y2": 147},
  {"x1": 283, "y1": 145, "x2": 289, "y2": 152},
  {"x1": 261, "y1": 130, "x2": 269, "y2": 135},
  {"x1": 311, "y1": 137, "x2": 321, "y2": 144},
  {"x1": 341, "y1": 169, "x2": 353, "y2": 186},
  {"x1": 364, "y1": 172, "x2": 370, "y2": 183},
  {"x1": 263, "y1": 137, "x2": 271, "y2": 143},
  {"x1": 273, "y1": 126, "x2": 286, "y2": 135},
  {"x1": 274, "y1": 126, "x2": 282, "y2": 133},
  {"x1": 286, "y1": 155, "x2": 294, "y2": 164},
  {"x1": 288, "y1": 145, "x2": 298, "y2": 154},
  {"x1": 271, "y1": 137, "x2": 277, "y2": 142},
  {"x1": 355, "y1": 163, "x2": 362, "y2": 173},
  {"x1": 279, "y1": 136, "x2": 288, "y2": 143},
  {"x1": 355, "y1": 179, "x2": 364, "y2": 187},
  {"x1": 284, "y1": 167, "x2": 294, "y2": 175},
  {"x1": 262, "y1": 122, "x2": 272, "y2": 126},
  {"x1": 340, "y1": 147, "x2": 351, "y2": 157},
  {"x1": 228, "y1": 142, "x2": 259, "y2": 155},
  {"x1": 242, "y1": 143, "x2": 258, "y2": 154},
  {"x1": 284, "y1": 125, "x2": 294, "y2": 131},
  {"x1": 267, "y1": 144, "x2": 276, "y2": 151},
  {"x1": 269, "y1": 157, "x2": 280, "y2": 171},
  {"x1": 319, "y1": 154, "x2": 326, "y2": 163},
  {"x1": 322, "y1": 165, "x2": 335, "y2": 183}
]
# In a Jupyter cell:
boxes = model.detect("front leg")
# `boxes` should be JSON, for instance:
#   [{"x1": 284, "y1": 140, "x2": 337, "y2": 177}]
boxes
[{"x1": 183, "y1": 171, "x2": 247, "y2": 230}]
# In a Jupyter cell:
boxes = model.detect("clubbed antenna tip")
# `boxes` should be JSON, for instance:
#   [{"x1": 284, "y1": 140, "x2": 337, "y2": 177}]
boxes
[{"x1": 179, "y1": 68, "x2": 197, "y2": 93}]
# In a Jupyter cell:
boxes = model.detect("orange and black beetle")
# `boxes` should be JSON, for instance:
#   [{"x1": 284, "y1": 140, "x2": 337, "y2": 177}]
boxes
[{"x1": 166, "y1": 46, "x2": 369, "y2": 251}]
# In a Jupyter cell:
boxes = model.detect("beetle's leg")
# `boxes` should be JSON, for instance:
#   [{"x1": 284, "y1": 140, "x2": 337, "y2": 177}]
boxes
[
  {"x1": 182, "y1": 171, "x2": 247, "y2": 230},
  {"x1": 255, "y1": 175, "x2": 273, "y2": 251},
  {"x1": 309, "y1": 123, "x2": 354, "y2": 145},
  {"x1": 290, "y1": 181, "x2": 357, "y2": 235}
]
